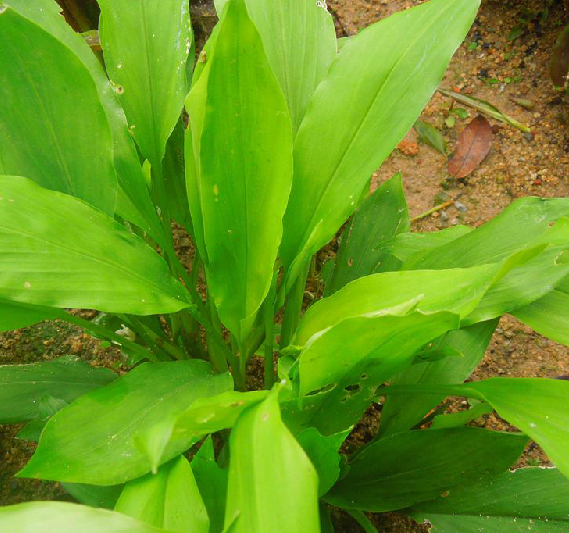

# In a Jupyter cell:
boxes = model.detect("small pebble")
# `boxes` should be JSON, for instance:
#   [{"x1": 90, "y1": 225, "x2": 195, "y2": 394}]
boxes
[{"x1": 455, "y1": 201, "x2": 468, "y2": 213}]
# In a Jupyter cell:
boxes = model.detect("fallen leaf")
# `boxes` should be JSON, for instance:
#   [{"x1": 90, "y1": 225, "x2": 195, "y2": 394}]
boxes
[
  {"x1": 551, "y1": 23, "x2": 569, "y2": 87},
  {"x1": 448, "y1": 115, "x2": 493, "y2": 179},
  {"x1": 414, "y1": 120, "x2": 447, "y2": 155}
]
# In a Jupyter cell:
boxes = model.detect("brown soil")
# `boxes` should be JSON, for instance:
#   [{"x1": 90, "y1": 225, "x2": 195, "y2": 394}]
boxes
[{"x1": 2, "y1": 1, "x2": 569, "y2": 532}]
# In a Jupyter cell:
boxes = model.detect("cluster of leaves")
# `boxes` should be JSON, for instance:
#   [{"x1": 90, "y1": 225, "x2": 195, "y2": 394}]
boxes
[{"x1": 1, "y1": 0, "x2": 569, "y2": 532}]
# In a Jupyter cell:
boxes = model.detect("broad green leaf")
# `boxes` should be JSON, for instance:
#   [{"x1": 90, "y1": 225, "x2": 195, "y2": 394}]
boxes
[
  {"x1": 62, "y1": 483, "x2": 123, "y2": 510},
  {"x1": 280, "y1": 0, "x2": 481, "y2": 288},
  {"x1": 384, "y1": 225, "x2": 473, "y2": 268},
  {"x1": 4, "y1": 0, "x2": 165, "y2": 241},
  {"x1": 325, "y1": 427, "x2": 528, "y2": 512},
  {"x1": 0, "y1": 176, "x2": 190, "y2": 315},
  {"x1": 409, "y1": 468, "x2": 569, "y2": 532},
  {"x1": 97, "y1": 0, "x2": 192, "y2": 169},
  {"x1": 289, "y1": 257, "x2": 533, "y2": 435},
  {"x1": 192, "y1": 438, "x2": 228, "y2": 533},
  {"x1": 414, "y1": 197, "x2": 569, "y2": 269},
  {"x1": 186, "y1": 0, "x2": 293, "y2": 338},
  {"x1": 326, "y1": 174, "x2": 409, "y2": 295},
  {"x1": 464, "y1": 241, "x2": 569, "y2": 325},
  {"x1": 136, "y1": 390, "x2": 267, "y2": 474},
  {"x1": 513, "y1": 285, "x2": 569, "y2": 347},
  {"x1": 225, "y1": 391, "x2": 320, "y2": 533},
  {"x1": 283, "y1": 309, "x2": 459, "y2": 436},
  {"x1": 298, "y1": 307, "x2": 459, "y2": 398},
  {"x1": 115, "y1": 456, "x2": 209, "y2": 533},
  {"x1": 0, "y1": 502, "x2": 168, "y2": 533},
  {"x1": 296, "y1": 263, "x2": 507, "y2": 347},
  {"x1": 378, "y1": 320, "x2": 497, "y2": 437},
  {"x1": 0, "y1": 6, "x2": 116, "y2": 214},
  {"x1": 0, "y1": 356, "x2": 116, "y2": 423},
  {"x1": 296, "y1": 428, "x2": 349, "y2": 496},
  {"x1": 19, "y1": 361, "x2": 232, "y2": 485},
  {"x1": 383, "y1": 378, "x2": 569, "y2": 481},
  {"x1": 430, "y1": 401, "x2": 493, "y2": 430},
  {"x1": 239, "y1": 0, "x2": 337, "y2": 132}
]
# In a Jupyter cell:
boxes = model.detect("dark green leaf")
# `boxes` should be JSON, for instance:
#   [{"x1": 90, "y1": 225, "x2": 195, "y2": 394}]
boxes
[
  {"x1": 0, "y1": 356, "x2": 115, "y2": 424},
  {"x1": 192, "y1": 438, "x2": 228, "y2": 533},
  {"x1": 62, "y1": 483, "x2": 123, "y2": 510},
  {"x1": 383, "y1": 378, "x2": 569, "y2": 481},
  {"x1": 378, "y1": 320, "x2": 497, "y2": 440},
  {"x1": 326, "y1": 174, "x2": 409, "y2": 295},
  {"x1": 162, "y1": 120, "x2": 192, "y2": 230},
  {"x1": 326, "y1": 428, "x2": 528, "y2": 511},
  {"x1": 410, "y1": 468, "x2": 569, "y2": 532},
  {"x1": 297, "y1": 428, "x2": 349, "y2": 496},
  {"x1": 430, "y1": 401, "x2": 493, "y2": 430},
  {"x1": 415, "y1": 120, "x2": 447, "y2": 154},
  {"x1": 16, "y1": 396, "x2": 70, "y2": 442}
]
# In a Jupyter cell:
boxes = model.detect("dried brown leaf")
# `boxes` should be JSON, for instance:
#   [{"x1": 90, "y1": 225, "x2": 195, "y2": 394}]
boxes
[{"x1": 448, "y1": 115, "x2": 493, "y2": 179}]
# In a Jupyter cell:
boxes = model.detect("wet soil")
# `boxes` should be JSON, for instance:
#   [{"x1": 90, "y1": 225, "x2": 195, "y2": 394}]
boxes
[{"x1": 2, "y1": 1, "x2": 569, "y2": 532}]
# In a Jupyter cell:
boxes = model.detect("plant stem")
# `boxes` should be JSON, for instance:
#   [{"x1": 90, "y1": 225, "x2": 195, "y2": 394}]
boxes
[
  {"x1": 279, "y1": 260, "x2": 309, "y2": 350},
  {"x1": 205, "y1": 293, "x2": 230, "y2": 373},
  {"x1": 263, "y1": 274, "x2": 278, "y2": 390}
]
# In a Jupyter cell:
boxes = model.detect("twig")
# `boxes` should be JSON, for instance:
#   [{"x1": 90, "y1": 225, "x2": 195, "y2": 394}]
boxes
[{"x1": 411, "y1": 200, "x2": 454, "y2": 224}]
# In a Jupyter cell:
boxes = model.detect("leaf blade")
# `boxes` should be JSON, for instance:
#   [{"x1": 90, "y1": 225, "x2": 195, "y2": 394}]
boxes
[
  {"x1": 97, "y1": 0, "x2": 192, "y2": 169},
  {"x1": 19, "y1": 361, "x2": 232, "y2": 485},
  {"x1": 224, "y1": 391, "x2": 320, "y2": 533},
  {"x1": 0, "y1": 176, "x2": 189, "y2": 315},
  {"x1": 280, "y1": 0, "x2": 481, "y2": 286},
  {"x1": 0, "y1": 7, "x2": 116, "y2": 214},
  {"x1": 188, "y1": 0, "x2": 293, "y2": 337}
]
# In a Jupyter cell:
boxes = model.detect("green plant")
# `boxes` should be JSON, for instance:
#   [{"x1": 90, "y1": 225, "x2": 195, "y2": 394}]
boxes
[{"x1": 1, "y1": 0, "x2": 569, "y2": 531}]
